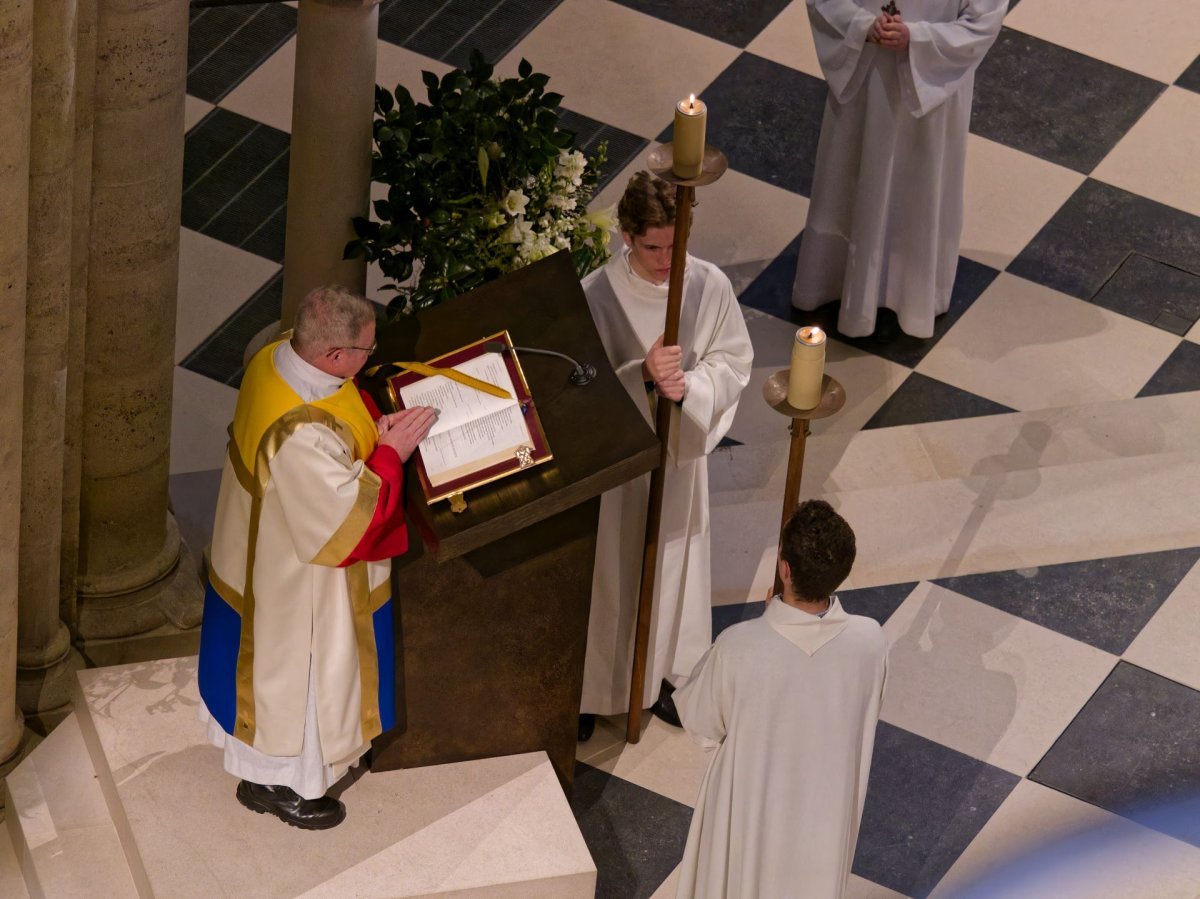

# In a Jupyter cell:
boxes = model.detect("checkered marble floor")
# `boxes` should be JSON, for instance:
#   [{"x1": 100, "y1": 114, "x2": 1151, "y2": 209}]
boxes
[{"x1": 174, "y1": 2, "x2": 1200, "y2": 896}]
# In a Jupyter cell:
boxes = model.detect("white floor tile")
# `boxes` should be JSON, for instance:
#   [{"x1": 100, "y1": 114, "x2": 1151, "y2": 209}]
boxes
[
  {"x1": 932, "y1": 779, "x2": 1200, "y2": 898},
  {"x1": 1093, "y1": 87, "x2": 1200, "y2": 219},
  {"x1": 1123, "y1": 558, "x2": 1200, "y2": 692},
  {"x1": 916, "y1": 273, "x2": 1180, "y2": 411},
  {"x1": 745, "y1": 2, "x2": 822, "y2": 80},
  {"x1": 961, "y1": 135, "x2": 1084, "y2": 271},
  {"x1": 496, "y1": 0, "x2": 740, "y2": 140},
  {"x1": 1005, "y1": 0, "x2": 1200, "y2": 83},
  {"x1": 176, "y1": 228, "x2": 280, "y2": 364},
  {"x1": 170, "y1": 367, "x2": 237, "y2": 476},
  {"x1": 882, "y1": 583, "x2": 1116, "y2": 776}
]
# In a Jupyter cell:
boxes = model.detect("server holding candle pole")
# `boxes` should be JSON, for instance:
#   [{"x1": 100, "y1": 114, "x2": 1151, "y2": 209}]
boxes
[
  {"x1": 577, "y1": 171, "x2": 752, "y2": 739},
  {"x1": 792, "y1": 0, "x2": 1004, "y2": 340}
]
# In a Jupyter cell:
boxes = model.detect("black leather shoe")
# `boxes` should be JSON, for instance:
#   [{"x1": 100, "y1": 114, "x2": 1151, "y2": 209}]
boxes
[
  {"x1": 649, "y1": 679, "x2": 682, "y2": 728},
  {"x1": 578, "y1": 713, "x2": 596, "y2": 742},
  {"x1": 236, "y1": 780, "x2": 346, "y2": 830}
]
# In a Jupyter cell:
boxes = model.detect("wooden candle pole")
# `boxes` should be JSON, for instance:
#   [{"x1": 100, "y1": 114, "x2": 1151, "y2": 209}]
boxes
[{"x1": 626, "y1": 183, "x2": 694, "y2": 744}]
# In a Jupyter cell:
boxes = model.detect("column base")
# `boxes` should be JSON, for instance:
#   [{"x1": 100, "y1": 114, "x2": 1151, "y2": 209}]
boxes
[
  {"x1": 74, "y1": 532, "x2": 203, "y2": 651},
  {"x1": 16, "y1": 646, "x2": 85, "y2": 737}
]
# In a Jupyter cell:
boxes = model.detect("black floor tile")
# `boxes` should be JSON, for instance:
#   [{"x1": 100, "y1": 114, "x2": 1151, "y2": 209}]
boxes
[
  {"x1": 854, "y1": 721, "x2": 1020, "y2": 897},
  {"x1": 187, "y1": 4, "x2": 297, "y2": 104},
  {"x1": 183, "y1": 108, "x2": 291, "y2": 262},
  {"x1": 934, "y1": 548, "x2": 1200, "y2": 655},
  {"x1": 379, "y1": 0, "x2": 562, "y2": 65},
  {"x1": 558, "y1": 108, "x2": 650, "y2": 193},
  {"x1": 740, "y1": 234, "x2": 999, "y2": 368},
  {"x1": 713, "y1": 582, "x2": 915, "y2": 639},
  {"x1": 1138, "y1": 340, "x2": 1200, "y2": 398},
  {"x1": 611, "y1": 0, "x2": 790, "y2": 48},
  {"x1": 664, "y1": 53, "x2": 825, "y2": 197},
  {"x1": 712, "y1": 600, "x2": 764, "y2": 639},
  {"x1": 1008, "y1": 179, "x2": 1200, "y2": 304},
  {"x1": 864, "y1": 373, "x2": 1014, "y2": 430},
  {"x1": 1177, "y1": 55, "x2": 1200, "y2": 93},
  {"x1": 571, "y1": 762, "x2": 693, "y2": 899},
  {"x1": 1030, "y1": 661, "x2": 1200, "y2": 847},
  {"x1": 839, "y1": 582, "x2": 917, "y2": 626},
  {"x1": 181, "y1": 271, "x2": 283, "y2": 388},
  {"x1": 971, "y1": 28, "x2": 1165, "y2": 173},
  {"x1": 1092, "y1": 253, "x2": 1200, "y2": 335}
]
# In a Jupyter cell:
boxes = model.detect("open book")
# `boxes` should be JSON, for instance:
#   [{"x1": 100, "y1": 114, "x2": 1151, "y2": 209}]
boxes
[{"x1": 386, "y1": 332, "x2": 552, "y2": 505}]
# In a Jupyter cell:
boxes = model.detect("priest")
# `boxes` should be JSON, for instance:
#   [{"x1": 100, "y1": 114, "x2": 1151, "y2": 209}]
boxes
[
  {"x1": 793, "y1": 0, "x2": 1005, "y2": 339},
  {"x1": 674, "y1": 500, "x2": 888, "y2": 898},
  {"x1": 197, "y1": 285, "x2": 434, "y2": 830},
  {"x1": 579, "y1": 171, "x2": 753, "y2": 738}
]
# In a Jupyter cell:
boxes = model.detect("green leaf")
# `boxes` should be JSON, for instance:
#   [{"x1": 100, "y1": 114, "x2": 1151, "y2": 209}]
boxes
[
  {"x1": 518, "y1": 58, "x2": 532, "y2": 79},
  {"x1": 421, "y1": 70, "x2": 438, "y2": 91},
  {"x1": 477, "y1": 145, "x2": 489, "y2": 190},
  {"x1": 343, "y1": 239, "x2": 365, "y2": 260},
  {"x1": 375, "y1": 86, "x2": 394, "y2": 114},
  {"x1": 542, "y1": 92, "x2": 563, "y2": 108}
]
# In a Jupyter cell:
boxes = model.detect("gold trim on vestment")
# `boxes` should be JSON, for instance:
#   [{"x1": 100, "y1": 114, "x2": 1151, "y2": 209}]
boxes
[
  {"x1": 348, "y1": 562, "x2": 382, "y2": 743},
  {"x1": 311, "y1": 466, "x2": 381, "y2": 567},
  {"x1": 233, "y1": 487, "x2": 262, "y2": 745},
  {"x1": 227, "y1": 435, "x2": 256, "y2": 497},
  {"x1": 370, "y1": 578, "x2": 390, "y2": 613},
  {"x1": 205, "y1": 560, "x2": 244, "y2": 617}
]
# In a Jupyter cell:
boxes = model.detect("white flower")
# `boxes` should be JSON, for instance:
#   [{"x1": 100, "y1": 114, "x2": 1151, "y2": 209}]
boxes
[
  {"x1": 503, "y1": 189, "x2": 529, "y2": 217},
  {"x1": 485, "y1": 209, "x2": 507, "y2": 228},
  {"x1": 502, "y1": 216, "x2": 532, "y2": 243},
  {"x1": 555, "y1": 149, "x2": 587, "y2": 187}
]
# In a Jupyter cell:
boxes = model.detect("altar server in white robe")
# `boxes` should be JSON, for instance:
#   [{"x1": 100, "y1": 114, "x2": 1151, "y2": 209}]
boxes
[
  {"x1": 793, "y1": 0, "x2": 1005, "y2": 338},
  {"x1": 674, "y1": 500, "x2": 888, "y2": 899},
  {"x1": 579, "y1": 172, "x2": 753, "y2": 729}
]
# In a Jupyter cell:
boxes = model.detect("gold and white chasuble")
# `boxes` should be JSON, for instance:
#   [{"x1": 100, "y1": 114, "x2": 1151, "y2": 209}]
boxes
[{"x1": 198, "y1": 340, "x2": 399, "y2": 771}]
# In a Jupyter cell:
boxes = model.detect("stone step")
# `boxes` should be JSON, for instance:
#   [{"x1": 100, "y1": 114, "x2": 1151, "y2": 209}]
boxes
[
  {"x1": 710, "y1": 448, "x2": 1200, "y2": 604},
  {"x1": 72, "y1": 657, "x2": 596, "y2": 898},
  {"x1": 0, "y1": 811, "x2": 31, "y2": 899},
  {"x1": 3, "y1": 713, "x2": 139, "y2": 897}
]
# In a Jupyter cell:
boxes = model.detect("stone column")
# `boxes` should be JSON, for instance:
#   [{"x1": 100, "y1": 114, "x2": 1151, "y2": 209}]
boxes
[
  {"x1": 17, "y1": 0, "x2": 83, "y2": 731},
  {"x1": 280, "y1": 0, "x2": 379, "y2": 327},
  {"x1": 76, "y1": 0, "x2": 202, "y2": 661},
  {"x1": 0, "y1": 0, "x2": 33, "y2": 778},
  {"x1": 60, "y1": 0, "x2": 95, "y2": 638}
]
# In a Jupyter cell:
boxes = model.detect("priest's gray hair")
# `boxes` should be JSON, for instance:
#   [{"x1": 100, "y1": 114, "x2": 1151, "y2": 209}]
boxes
[{"x1": 292, "y1": 285, "x2": 375, "y2": 356}]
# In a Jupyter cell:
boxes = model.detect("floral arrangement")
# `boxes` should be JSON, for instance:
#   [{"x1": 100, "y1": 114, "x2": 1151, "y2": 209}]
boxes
[{"x1": 345, "y1": 51, "x2": 613, "y2": 314}]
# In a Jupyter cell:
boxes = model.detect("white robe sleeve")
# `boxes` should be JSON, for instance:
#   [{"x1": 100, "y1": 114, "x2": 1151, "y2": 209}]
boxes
[
  {"x1": 901, "y1": 0, "x2": 1005, "y2": 117},
  {"x1": 674, "y1": 643, "x2": 729, "y2": 750},
  {"x1": 807, "y1": 0, "x2": 879, "y2": 102},
  {"x1": 679, "y1": 277, "x2": 753, "y2": 460},
  {"x1": 267, "y1": 423, "x2": 381, "y2": 566}
]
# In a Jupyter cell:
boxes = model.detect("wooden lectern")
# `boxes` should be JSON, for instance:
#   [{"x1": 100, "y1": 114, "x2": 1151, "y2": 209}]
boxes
[{"x1": 366, "y1": 250, "x2": 658, "y2": 790}]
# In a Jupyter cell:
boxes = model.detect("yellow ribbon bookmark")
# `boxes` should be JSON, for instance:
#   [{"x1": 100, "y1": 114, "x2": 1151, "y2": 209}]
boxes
[{"x1": 393, "y1": 360, "x2": 512, "y2": 400}]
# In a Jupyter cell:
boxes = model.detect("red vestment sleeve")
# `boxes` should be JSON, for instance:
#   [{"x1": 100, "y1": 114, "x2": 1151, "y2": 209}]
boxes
[
  {"x1": 339, "y1": 444, "x2": 410, "y2": 564},
  {"x1": 358, "y1": 386, "x2": 384, "y2": 421}
]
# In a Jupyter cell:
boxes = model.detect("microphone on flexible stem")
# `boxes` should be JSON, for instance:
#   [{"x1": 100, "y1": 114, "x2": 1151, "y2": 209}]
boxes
[{"x1": 482, "y1": 341, "x2": 596, "y2": 386}]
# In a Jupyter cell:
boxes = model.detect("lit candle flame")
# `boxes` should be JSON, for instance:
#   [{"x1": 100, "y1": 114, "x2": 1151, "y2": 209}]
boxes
[{"x1": 688, "y1": 93, "x2": 695, "y2": 112}]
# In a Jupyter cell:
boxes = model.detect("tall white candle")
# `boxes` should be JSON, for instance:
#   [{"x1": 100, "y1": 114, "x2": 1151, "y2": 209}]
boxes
[
  {"x1": 672, "y1": 94, "x2": 707, "y2": 179},
  {"x1": 787, "y1": 326, "x2": 826, "y2": 409}
]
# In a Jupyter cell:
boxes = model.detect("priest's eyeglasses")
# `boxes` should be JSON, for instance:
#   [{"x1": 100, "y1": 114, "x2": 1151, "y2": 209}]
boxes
[{"x1": 330, "y1": 342, "x2": 377, "y2": 356}]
